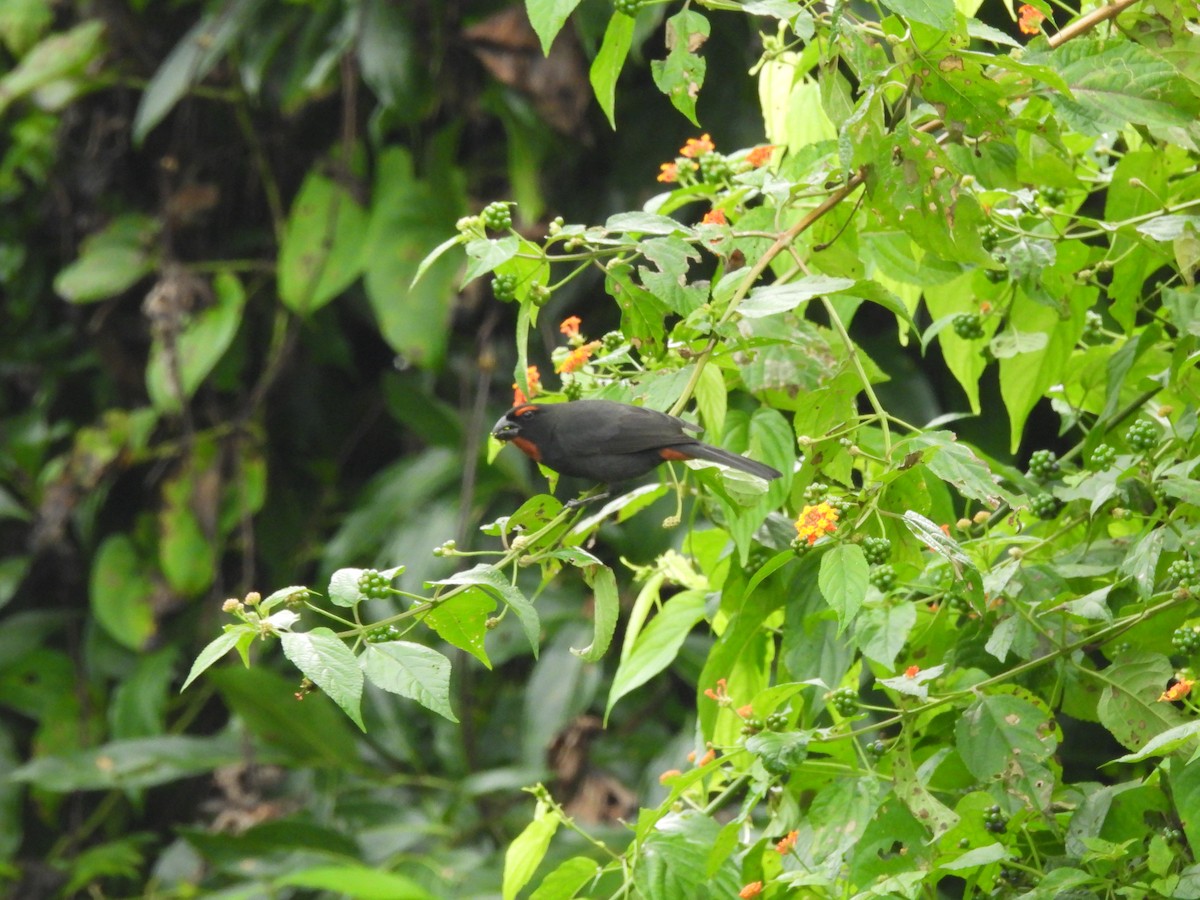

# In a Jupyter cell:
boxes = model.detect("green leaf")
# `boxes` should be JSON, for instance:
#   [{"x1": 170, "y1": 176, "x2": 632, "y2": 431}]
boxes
[
  {"x1": 357, "y1": 0, "x2": 425, "y2": 113},
  {"x1": 525, "y1": 0, "x2": 584, "y2": 56},
  {"x1": 818, "y1": 544, "x2": 869, "y2": 632},
  {"x1": 902, "y1": 510, "x2": 972, "y2": 571},
  {"x1": 590, "y1": 14, "x2": 635, "y2": 129},
  {"x1": 181, "y1": 628, "x2": 249, "y2": 691},
  {"x1": 739, "y1": 275, "x2": 856, "y2": 318},
  {"x1": 10, "y1": 734, "x2": 244, "y2": 791},
  {"x1": 363, "y1": 144, "x2": 466, "y2": 369},
  {"x1": 1092, "y1": 652, "x2": 1189, "y2": 752},
  {"x1": 90, "y1": 535, "x2": 157, "y2": 651},
  {"x1": 54, "y1": 214, "x2": 159, "y2": 303},
  {"x1": 423, "y1": 589, "x2": 493, "y2": 668},
  {"x1": 361, "y1": 641, "x2": 457, "y2": 722},
  {"x1": 650, "y1": 11, "x2": 710, "y2": 126},
  {"x1": 131, "y1": 0, "x2": 260, "y2": 142},
  {"x1": 503, "y1": 800, "x2": 561, "y2": 900},
  {"x1": 280, "y1": 628, "x2": 365, "y2": 731},
  {"x1": 914, "y1": 435, "x2": 1019, "y2": 508},
  {"x1": 1113, "y1": 721, "x2": 1200, "y2": 764},
  {"x1": 892, "y1": 729, "x2": 959, "y2": 838},
  {"x1": 278, "y1": 169, "x2": 368, "y2": 315},
  {"x1": 574, "y1": 564, "x2": 619, "y2": 662},
  {"x1": 1036, "y1": 39, "x2": 1200, "y2": 134},
  {"x1": 1120, "y1": 526, "x2": 1164, "y2": 600},
  {"x1": 530, "y1": 856, "x2": 601, "y2": 900},
  {"x1": 956, "y1": 694, "x2": 1056, "y2": 781},
  {"x1": 277, "y1": 865, "x2": 434, "y2": 900},
  {"x1": 880, "y1": 0, "x2": 954, "y2": 29},
  {"x1": 854, "y1": 602, "x2": 916, "y2": 668},
  {"x1": 606, "y1": 589, "x2": 706, "y2": 720},
  {"x1": 745, "y1": 730, "x2": 810, "y2": 776},
  {"x1": 146, "y1": 271, "x2": 246, "y2": 412},
  {"x1": 0, "y1": 20, "x2": 105, "y2": 116},
  {"x1": 435, "y1": 564, "x2": 540, "y2": 657},
  {"x1": 158, "y1": 461, "x2": 217, "y2": 597},
  {"x1": 634, "y1": 811, "x2": 742, "y2": 898}
]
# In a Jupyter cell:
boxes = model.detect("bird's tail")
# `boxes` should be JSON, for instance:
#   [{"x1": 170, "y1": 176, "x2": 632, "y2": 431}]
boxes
[{"x1": 683, "y1": 443, "x2": 782, "y2": 481}]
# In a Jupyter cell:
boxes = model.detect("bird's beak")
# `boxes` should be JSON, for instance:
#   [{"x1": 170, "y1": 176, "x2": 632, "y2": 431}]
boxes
[{"x1": 491, "y1": 415, "x2": 518, "y2": 441}]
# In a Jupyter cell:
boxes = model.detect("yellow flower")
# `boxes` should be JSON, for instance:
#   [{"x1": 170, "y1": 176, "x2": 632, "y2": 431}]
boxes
[
  {"x1": 657, "y1": 161, "x2": 679, "y2": 183},
  {"x1": 794, "y1": 502, "x2": 839, "y2": 545}
]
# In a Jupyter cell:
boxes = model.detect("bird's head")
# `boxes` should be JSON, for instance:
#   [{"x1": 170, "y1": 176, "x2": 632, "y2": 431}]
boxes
[{"x1": 491, "y1": 404, "x2": 544, "y2": 441}]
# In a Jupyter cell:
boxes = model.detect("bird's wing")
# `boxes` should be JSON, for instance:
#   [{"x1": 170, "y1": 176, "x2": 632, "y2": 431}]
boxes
[{"x1": 554, "y1": 406, "x2": 700, "y2": 456}]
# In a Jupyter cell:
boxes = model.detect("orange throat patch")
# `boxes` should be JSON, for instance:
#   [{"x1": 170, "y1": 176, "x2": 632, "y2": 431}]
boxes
[{"x1": 511, "y1": 436, "x2": 542, "y2": 461}]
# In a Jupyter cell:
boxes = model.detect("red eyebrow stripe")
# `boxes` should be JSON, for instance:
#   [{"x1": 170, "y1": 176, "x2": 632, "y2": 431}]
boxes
[{"x1": 511, "y1": 404, "x2": 538, "y2": 417}]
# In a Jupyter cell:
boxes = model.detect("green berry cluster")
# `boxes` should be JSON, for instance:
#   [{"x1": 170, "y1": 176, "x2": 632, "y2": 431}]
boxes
[
  {"x1": 613, "y1": 0, "x2": 643, "y2": 15},
  {"x1": 698, "y1": 153, "x2": 733, "y2": 182},
  {"x1": 1162, "y1": 826, "x2": 1183, "y2": 845},
  {"x1": 866, "y1": 739, "x2": 887, "y2": 757},
  {"x1": 1029, "y1": 493, "x2": 1059, "y2": 520},
  {"x1": 1126, "y1": 419, "x2": 1160, "y2": 452},
  {"x1": 984, "y1": 266, "x2": 1007, "y2": 284},
  {"x1": 862, "y1": 536, "x2": 892, "y2": 565},
  {"x1": 1172, "y1": 625, "x2": 1200, "y2": 655},
  {"x1": 358, "y1": 569, "x2": 393, "y2": 600},
  {"x1": 984, "y1": 804, "x2": 1008, "y2": 834},
  {"x1": 980, "y1": 225, "x2": 1001, "y2": 252},
  {"x1": 740, "y1": 710, "x2": 789, "y2": 736},
  {"x1": 1039, "y1": 186, "x2": 1067, "y2": 206},
  {"x1": 366, "y1": 624, "x2": 401, "y2": 643},
  {"x1": 1168, "y1": 559, "x2": 1196, "y2": 587},
  {"x1": 1089, "y1": 443, "x2": 1116, "y2": 471},
  {"x1": 804, "y1": 482, "x2": 829, "y2": 503},
  {"x1": 1027, "y1": 449, "x2": 1059, "y2": 481},
  {"x1": 1109, "y1": 641, "x2": 1132, "y2": 656},
  {"x1": 1083, "y1": 309, "x2": 1103, "y2": 340},
  {"x1": 492, "y1": 273, "x2": 517, "y2": 302},
  {"x1": 481, "y1": 201, "x2": 513, "y2": 231},
  {"x1": 869, "y1": 564, "x2": 896, "y2": 592},
  {"x1": 952, "y1": 313, "x2": 985, "y2": 340},
  {"x1": 830, "y1": 688, "x2": 858, "y2": 716}
]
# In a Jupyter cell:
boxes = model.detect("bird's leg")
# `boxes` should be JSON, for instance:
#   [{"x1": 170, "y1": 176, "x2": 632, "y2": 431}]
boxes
[{"x1": 565, "y1": 485, "x2": 610, "y2": 509}]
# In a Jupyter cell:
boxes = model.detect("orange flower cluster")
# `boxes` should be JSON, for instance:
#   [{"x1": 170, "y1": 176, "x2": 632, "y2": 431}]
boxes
[
  {"x1": 559, "y1": 315, "x2": 582, "y2": 338},
  {"x1": 680, "y1": 133, "x2": 715, "y2": 158},
  {"x1": 794, "y1": 502, "x2": 839, "y2": 545},
  {"x1": 702, "y1": 209, "x2": 727, "y2": 226},
  {"x1": 512, "y1": 365, "x2": 541, "y2": 406},
  {"x1": 739, "y1": 882, "x2": 763, "y2": 899},
  {"x1": 746, "y1": 145, "x2": 777, "y2": 167},
  {"x1": 557, "y1": 341, "x2": 601, "y2": 374},
  {"x1": 1159, "y1": 679, "x2": 1194, "y2": 702},
  {"x1": 1018, "y1": 4, "x2": 1045, "y2": 34},
  {"x1": 775, "y1": 829, "x2": 799, "y2": 854},
  {"x1": 658, "y1": 768, "x2": 682, "y2": 783},
  {"x1": 703, "y1": 677, "x2": 730, "y2": 705},
  {"x1": 905, "y1": 665, "x2": 921, "y2": 678}
]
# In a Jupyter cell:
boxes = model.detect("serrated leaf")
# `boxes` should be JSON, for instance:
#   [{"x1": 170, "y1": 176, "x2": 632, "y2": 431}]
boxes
[
  {"x1": 574, "y1": 565, "x2": 619, "y2": 662},
  {"x1": 739, "y1": 275, "x2": 856, "y2": 318},
  {"x1": 281, "y1": 628, "x2": 365, "y2": 731},
  {"x1": 854, "y1": 602, "x2": 916, "y2": 668},
  {"x1": 423, "y1": 589, "x2": 493, "y2": 668},
  {"x1": 1113, "y1": 721, "x2": 1200, "y2": 764},
  {"x1": 606, "y1": 589, "x2": 705, "y2": 720},
  {"x1": 278, "y1": 170, "x2": 368, "y2": 314},
  {"x1": 361, "y1": 641, "x2": 457, "y2": 722},
  {"x1": 590, "y1": 13, "x2": 634, "y2": 129},
  {"x1": 881, "y1": 0, "x2": 954, "y2": 29},
  {"x1": 649, "y1": 11, "x2": 710, "y2": 125},
  {"x1": 956, "y1": 694, "x2": 1056, "y2": 781},
  {"x1": 181, "y1": 628, "x2": 251, "y2": 691},
  {"x1": 503, "y1": 800, "x2": 561, "y2": 900},
  {"x1": 435, "y1": 564, "x2": 540, "y2": 657},
  {"x1": 818, "y1": 544, "x2": 869, "y2": 631},
  {"x1": 525, "y1": 0, "x2": 583, "y2": 56},
  {"x1": 1092, "y1": 651, "x2": 1188, "y2": 752}
]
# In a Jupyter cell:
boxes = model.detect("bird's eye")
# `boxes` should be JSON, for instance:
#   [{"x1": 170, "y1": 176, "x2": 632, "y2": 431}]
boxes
[{"x1": 518, "y1": 409, "x2": 535, "y2": 419}]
